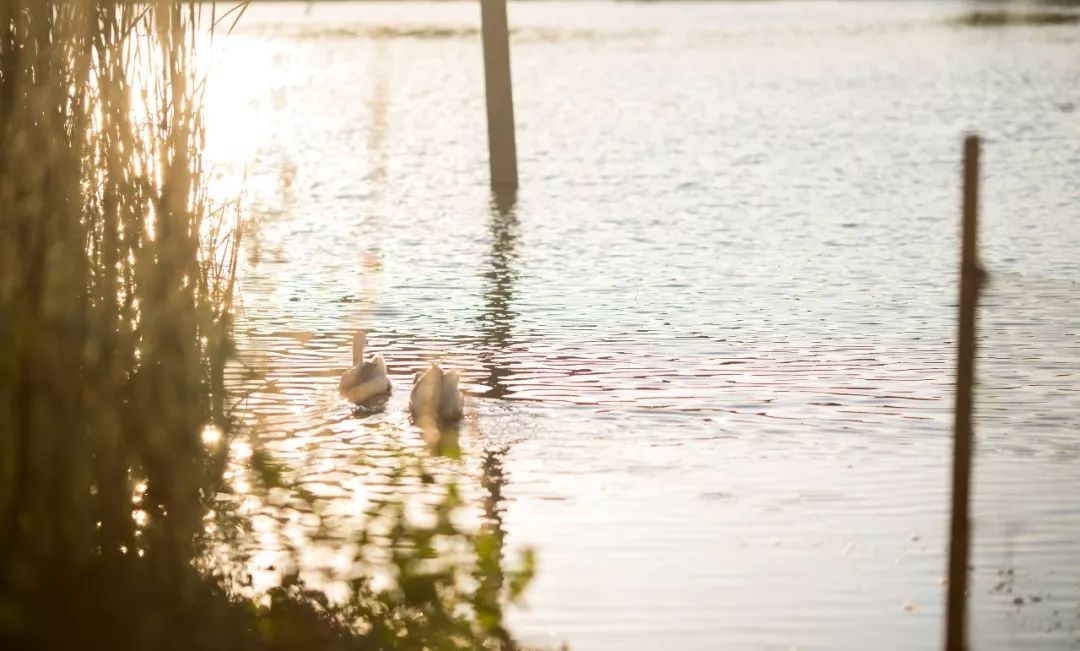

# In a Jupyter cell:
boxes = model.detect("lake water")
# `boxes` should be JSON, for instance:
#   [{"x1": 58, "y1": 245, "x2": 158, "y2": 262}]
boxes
[{"x1": 203, "y1": 2, "x2": 1080, "y2": 648}]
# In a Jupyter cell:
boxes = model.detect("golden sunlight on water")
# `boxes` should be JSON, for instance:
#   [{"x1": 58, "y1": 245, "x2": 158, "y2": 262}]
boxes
[
  {"x1": 203, "y1": 36, "x2": 282, "y2": 208},
  {"x1": 199, "y1": 2, "x2": 1080, "y2": 649}
]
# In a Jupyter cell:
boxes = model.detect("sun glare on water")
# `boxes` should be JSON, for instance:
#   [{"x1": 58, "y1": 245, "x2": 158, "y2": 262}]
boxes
[{"x1": 201, "y1": 32, "x2": 281, "y2": 210}]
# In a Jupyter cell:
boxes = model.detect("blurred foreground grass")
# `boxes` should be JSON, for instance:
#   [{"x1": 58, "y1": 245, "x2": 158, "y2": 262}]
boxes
[{"x1": 0, "y1": 2, "x2": 533, "y2": 648}]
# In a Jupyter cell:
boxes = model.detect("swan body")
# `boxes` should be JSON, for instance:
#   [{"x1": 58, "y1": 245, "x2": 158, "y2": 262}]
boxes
[
  {"x1": 409, "y1": 362, "x2": 464, "y2": 425},
  {"x1": 339, "y1": 331, "x2": 391, "y2": 405}
]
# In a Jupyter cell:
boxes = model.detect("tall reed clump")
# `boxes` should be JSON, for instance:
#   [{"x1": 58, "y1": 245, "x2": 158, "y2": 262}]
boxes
[
  {"x1": 0, "y1": 1, "x2": 245, "y2": 648},
  {"x1": 1, "y1": 3, "x2": 534, "y2": 650}
]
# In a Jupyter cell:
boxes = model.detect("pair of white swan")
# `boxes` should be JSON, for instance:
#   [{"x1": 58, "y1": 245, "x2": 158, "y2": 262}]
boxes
[{"x1": 338, "y1": 331, "x2": 464, "y2": 424}]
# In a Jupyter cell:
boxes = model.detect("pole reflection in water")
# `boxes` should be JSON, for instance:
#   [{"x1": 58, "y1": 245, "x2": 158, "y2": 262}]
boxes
[
  {"x1": 478, "y1": 187, "x2": 520, "y2": 399},
  {"x1": 478, "y1": 446, "x2": 515, "y2": 647},
  {"x1": 471, "y1": 186, "x2": 522, "y2": 644}
]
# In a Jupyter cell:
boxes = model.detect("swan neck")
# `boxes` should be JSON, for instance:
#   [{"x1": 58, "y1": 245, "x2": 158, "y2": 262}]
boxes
[{"x1": 352, "y1": 336, "x2": 365, "y2": 365}]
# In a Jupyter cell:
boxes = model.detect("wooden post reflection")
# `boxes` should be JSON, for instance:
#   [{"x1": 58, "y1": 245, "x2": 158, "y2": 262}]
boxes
[
  {"x1": 945, "y1": 134, "x2": 981, "y2": 651},
  {"x1": 480, "y1": 0, "x2": 518, "y2": 189},
  {"x1": 479, "y1": 187, "x2": 518, "y2": 397}
]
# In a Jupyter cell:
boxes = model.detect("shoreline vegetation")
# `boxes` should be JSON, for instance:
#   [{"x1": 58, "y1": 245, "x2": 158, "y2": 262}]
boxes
[
  {"x1": 955, "y1": 9, "x2": 1080, "y2": 27},
  {"x1": 0, "y1": 2, "x2": 534, "y2": 649}
]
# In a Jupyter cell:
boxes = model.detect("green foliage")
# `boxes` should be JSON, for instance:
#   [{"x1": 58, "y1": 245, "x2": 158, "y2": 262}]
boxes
[{"x1": 237, "y1": 450, "x2": 536, "y2": 650}]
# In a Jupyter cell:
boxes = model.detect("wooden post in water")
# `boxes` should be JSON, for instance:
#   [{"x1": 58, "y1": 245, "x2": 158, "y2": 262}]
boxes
[
  {"x1": 945, "y1": 134, "x2": 981, "y2": 651},
  {"x1": 480, "y1": 0, "x2": 518, "y2": 189}
]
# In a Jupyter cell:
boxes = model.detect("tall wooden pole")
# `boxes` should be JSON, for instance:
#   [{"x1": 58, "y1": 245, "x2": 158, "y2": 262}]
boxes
[
  {"x1": 945, "y1": 134, "x2": 981, "y2": 651},
  {"x1": 480, "y1": 0, "x2": 518, "y2": 189}
]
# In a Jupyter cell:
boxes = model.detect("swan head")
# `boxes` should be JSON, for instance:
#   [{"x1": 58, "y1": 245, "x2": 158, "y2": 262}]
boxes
[{"x1": 352, "y1": 330, "x2": 368, "y2": 365}]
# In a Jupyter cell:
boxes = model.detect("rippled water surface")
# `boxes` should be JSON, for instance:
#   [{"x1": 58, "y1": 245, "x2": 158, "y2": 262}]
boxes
[{"x1": 204, "y1": 2, "x2": 1080, "y2": 648}]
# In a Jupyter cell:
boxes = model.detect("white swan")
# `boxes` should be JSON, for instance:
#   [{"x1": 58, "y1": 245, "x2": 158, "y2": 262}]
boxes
[
  {"x1": 409, "y1": 362, "x2": 465, "y2": 425},
  {"x1": 339, "y1": 331, "x2": 391, "y2": 405}
]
